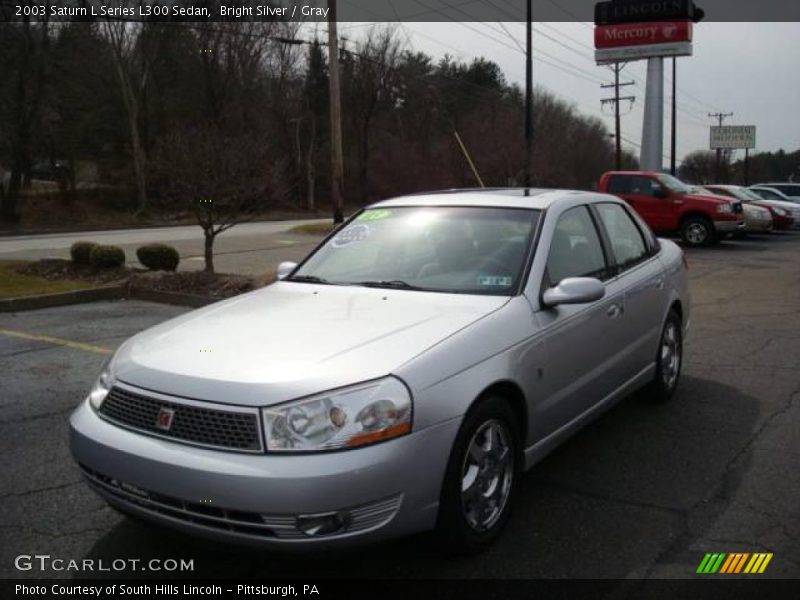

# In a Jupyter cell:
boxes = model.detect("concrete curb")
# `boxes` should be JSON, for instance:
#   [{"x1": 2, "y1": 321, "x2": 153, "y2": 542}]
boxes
[
  {"x1": 0, "y1": 284, "x2": 218, "y2": 312},
  {"x1": 126, "y1": 287, "x2": 215, "y2": 308},
  {"x1": 0, "y1": 285, "x2": 125, "y2": 313}
]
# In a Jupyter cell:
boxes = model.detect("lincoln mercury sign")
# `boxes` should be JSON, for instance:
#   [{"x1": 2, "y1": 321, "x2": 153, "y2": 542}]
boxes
[
  {"x1": 710, "y1": 126, "x2": 756, "y2": 150},
  {"x1": 595, "y1": 0, "x2": 701, "y2": 25},
  {"x1": 595, "y1": 20, "x2": 692, "y2": 48}
]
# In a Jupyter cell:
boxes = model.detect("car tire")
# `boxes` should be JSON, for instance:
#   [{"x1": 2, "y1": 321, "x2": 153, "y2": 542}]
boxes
[
  {"x1": 437, "y1": 396, "x2": 520, "y2": 554},
  {"x1": 680, "y1": 217, "x2": 713, "y2": 247},
  {"x1": 646, "y1": 310, "x2": 683, "y2": 402}
]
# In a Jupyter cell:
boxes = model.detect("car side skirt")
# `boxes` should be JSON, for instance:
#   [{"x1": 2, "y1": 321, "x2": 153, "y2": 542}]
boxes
[{"x1": 521, "y1": 362, "x2": 656, "y2": 471}]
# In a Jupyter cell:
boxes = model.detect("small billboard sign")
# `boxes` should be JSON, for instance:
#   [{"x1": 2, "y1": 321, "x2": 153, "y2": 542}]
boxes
[
  {"x1": 595, "y1": 41, "x2": 692, "y2": 64},
  {"x1": 710, "y1": 126, "x2": 756, "y2": 150}
]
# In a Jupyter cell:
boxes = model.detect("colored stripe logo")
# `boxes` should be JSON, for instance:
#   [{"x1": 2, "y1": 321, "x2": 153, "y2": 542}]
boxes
[{"x1": 697, "y1": 552, "x2": 773, "y2": 574}]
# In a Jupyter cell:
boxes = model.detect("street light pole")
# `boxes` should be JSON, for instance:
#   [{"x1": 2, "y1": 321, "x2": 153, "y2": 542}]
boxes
[
  {"x1": 670, "y1": 57, "x2": 677, "y2": 175},
  {"x1": 524, "y1": 0, "x2": 533, "y2": 190}
]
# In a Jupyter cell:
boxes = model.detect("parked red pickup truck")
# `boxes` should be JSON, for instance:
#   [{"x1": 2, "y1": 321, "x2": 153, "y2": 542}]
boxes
[{"x1": 598, "y1": 171, "x2": 745, "y2": 246}]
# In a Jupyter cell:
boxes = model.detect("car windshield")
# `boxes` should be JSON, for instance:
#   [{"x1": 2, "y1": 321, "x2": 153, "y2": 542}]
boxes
[
  {"x1": 689, "y1": 185, "x2": 713, "y2": 195},
  {"x1": 290, "y1": 206, "x2": 540, "y2": 295},
  {"x1": 656, "y1": 174, "x2": 690, "y2": 194}
]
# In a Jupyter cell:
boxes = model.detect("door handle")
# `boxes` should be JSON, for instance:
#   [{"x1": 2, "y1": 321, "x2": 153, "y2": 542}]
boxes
[
  {"x1": 654, "y1": 278, "x2": 664, "y2": 290},
  {"x1": 607, "y1": 304, "x2": 624, "y2": 319}
]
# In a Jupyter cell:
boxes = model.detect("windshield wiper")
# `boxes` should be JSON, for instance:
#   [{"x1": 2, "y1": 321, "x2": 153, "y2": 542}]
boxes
[
  {"x1": 288, "y1": 275, "x2": 331, "y2": 284},
  {"x1": 354, "y1": 280, "x2": 425, "y2": 290}
]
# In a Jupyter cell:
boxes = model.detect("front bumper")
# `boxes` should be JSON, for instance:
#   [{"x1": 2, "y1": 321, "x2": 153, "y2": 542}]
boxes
[
  {"x1": 70, "y1": 399, "x2": 460, "y2": 549},
  {"x1": 744, "y1": 217, "x2": 774, "y2": 233},
  {"x1": 713, "y1": 219, "x2": 745, "y2": 233}
]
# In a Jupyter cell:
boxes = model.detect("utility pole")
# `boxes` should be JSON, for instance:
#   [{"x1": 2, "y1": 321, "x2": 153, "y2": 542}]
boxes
[
  {"x1": 708, "y1": 111, "x2": 733, "y2": 183},
  {"x1": 327, "y1": 0, "x2": 344, "y2": 223},
  {"x1": 600, "y1": 63, "x2": 634, "y2": 170},
  {"x1": 524, "y1": 0, "x2": 533, "y2": 190},
  {"x1": 670, "y1": 57, "x2": 677, "y2": 175}
]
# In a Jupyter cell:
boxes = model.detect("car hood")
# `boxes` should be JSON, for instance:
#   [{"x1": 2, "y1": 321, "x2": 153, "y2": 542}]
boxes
[
  {"x1": 752, "y1": 198, "x2": 800, "y2": 212},
  {"x1": 112, "y1": 282, "x2": 509, "y2": 407}
]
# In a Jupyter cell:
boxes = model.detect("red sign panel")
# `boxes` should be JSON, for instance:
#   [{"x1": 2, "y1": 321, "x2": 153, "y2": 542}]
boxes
[{"x1": 594, "y1": 20, "x2": 693, "y2": 49}]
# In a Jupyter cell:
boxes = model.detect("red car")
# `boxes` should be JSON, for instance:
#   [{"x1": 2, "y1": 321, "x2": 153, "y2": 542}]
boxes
[
  {"x1": 705, "y1": 184, "x2": 795, "y2": 230},
  {"x1": 598, "y1": 171, "x2": 745, "y2": 247}
]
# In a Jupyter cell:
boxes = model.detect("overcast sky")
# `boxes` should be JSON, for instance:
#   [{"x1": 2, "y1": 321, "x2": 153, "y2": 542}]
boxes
[{"x1": 332, "y1": 21, "x2": 800, "y2": 165}]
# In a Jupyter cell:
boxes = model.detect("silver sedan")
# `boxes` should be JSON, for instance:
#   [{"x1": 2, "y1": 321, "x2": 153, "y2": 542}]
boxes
[{"x1": 70, "y1": 189, "x2": 690, "y2": 552}]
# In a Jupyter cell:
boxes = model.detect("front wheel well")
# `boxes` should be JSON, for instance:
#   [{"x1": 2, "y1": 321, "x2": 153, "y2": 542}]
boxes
[
  {"x1": 669, "y1": 300, "x2": 683, "y2": 323},
  {"x1": 473, "y1": 380, "x2": 528, "y2": 447},
  {"x1": 679, "y1": 212, "x2": 713, "y2": 227}
]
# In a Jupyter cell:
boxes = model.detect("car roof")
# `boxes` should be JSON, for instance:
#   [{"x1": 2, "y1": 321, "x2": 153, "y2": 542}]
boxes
[
  {"x1": 369, "y1": 188, "x2": 606, "y2": 210},
  {"x1": 602, "y1": 171, "x2": 662, "y2": 177}
]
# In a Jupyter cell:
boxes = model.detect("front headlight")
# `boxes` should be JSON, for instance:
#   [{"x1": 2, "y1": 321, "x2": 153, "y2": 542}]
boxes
[
  {"x1": 263, "y1": 377, "x2": 412, "y2": 452},
  {"x1": 716, "y1": 203, "x2": 733, "y2": 213},
  {"x1": 88, "y1": 359, "x2": 114, "y2": 410}
]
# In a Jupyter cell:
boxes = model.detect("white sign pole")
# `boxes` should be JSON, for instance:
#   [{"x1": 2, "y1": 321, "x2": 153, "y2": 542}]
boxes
[{"x1": 640, "y1": 56, "x2": 664, "y2": 172}]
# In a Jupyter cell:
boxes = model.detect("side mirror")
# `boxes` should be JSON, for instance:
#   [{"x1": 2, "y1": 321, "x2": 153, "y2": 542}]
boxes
[
  {"x1": 276, "y1": 261, "x2": 298, "y2": 280},
  {"x1": 542, "y1": 277, "x2": 605, "y2": 307},
  {"x1": 653, "y1": 187, "x2": 668, "y2": 199}
]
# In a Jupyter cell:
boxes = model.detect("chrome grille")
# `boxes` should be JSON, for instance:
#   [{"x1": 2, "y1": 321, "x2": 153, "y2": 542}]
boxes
[{"x1": 99, "y1": 385, "x2": 262, "y2": 452}]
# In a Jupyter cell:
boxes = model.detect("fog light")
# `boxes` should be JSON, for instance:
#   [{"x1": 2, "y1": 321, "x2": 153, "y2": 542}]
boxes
[{"x1": 296, "y1": 512, "x2": 348, "y2": 537}]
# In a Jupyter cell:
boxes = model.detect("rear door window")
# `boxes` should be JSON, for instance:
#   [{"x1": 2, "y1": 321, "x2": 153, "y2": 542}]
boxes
[{"x1": 606, "y1": 175, "x2": 632, "y2": 194}]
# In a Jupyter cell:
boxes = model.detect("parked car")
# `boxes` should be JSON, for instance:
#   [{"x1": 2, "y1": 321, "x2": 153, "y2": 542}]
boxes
[
  {"x1": 29, "y1": 160, "x2": 71, "y2": 183},
  {"x1": 701, "y1": 185, "x2": 774, "y2": 233},
  {"x1": 750, "y1": 183, "x2": 800, "y2": 201},
  {"x1": 745, "y1": 187, "x2": 800, "y2": 229},
  {"x1": 70, "y1": 189, "x2": 689, "y2": 552},
  {"x1": 598, "y1": 171, "x2": 744, "y2": 246}
]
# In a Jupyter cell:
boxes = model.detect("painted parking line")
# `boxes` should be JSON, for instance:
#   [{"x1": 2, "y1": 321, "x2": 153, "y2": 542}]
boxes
[{"x1": 0, "y1": 328, "x2": 112, "y2": 355}]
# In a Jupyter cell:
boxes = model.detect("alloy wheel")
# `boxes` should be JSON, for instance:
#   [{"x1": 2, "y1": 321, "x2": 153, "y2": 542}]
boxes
[
  {"x1": 460, "y1": 419, "x2": 514, "y2": 532},
  {"x1": 661, "y1": 320, "x2": 681, "y2": 390},
  {"x1": 686, "y1": 222, "x2": 708, "y2": 245}
]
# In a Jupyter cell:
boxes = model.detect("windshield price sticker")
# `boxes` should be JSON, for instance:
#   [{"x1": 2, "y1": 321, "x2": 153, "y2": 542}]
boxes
[
  {"x1": 357, "y1": 209, "x2": 393, "y2": 221},
  {"x1": 478, "y1": 275, "x2": 513, "y2": 287},
  {"x1": 332, "y1": 224, "x2": 371, "y2": 247}
]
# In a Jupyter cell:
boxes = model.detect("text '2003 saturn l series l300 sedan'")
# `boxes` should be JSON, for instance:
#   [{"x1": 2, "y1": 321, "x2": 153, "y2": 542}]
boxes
[{"x1": 70, "y1": 189, "x2": 690, "y2": 552}]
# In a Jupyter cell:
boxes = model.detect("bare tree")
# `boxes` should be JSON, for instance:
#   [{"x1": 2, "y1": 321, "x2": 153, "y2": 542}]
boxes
[
  {"x1": 102, "y1": 21, "x2": 150, "y2": 215},
  {"x1": 1, "y1": 20, "x2": 51, "y2": 222},
  {"x1": 150, "y1": 124, "x2": 286, "y2": 273},
  {"x1": 680, "y1": 150, "x2": 721, "y2": 184},
  {"x1": 344, "y1": 27, "x2": 404, "y2": 203}
]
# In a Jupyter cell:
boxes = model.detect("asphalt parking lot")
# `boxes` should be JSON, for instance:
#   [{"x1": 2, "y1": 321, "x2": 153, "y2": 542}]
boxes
[{"x1": 1, "y1": 232, "x2": 798, "y2": 581}]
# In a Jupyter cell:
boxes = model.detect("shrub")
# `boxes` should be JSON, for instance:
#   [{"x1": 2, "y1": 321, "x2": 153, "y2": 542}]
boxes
[
  {"x1": 89, "y1": 245, "x2": 126, "y2": 269},
  {"x1": 136, "y1": 243, "x2": 180, "y2": 271},
  {"x1": 70, "y1": 241, "x2": 98, "y2": 265}
]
